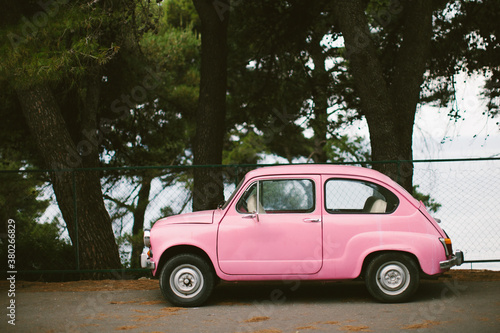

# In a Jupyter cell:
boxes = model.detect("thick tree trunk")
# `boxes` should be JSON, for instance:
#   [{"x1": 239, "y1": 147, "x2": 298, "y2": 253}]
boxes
[
  {"x1": 332, "y1": 0, "x2": 432, "y2": 193},
  {"x1": 192, "y1": 0, "x2": 230, "y2": 211},
  {"x1": 388, "y1": 0, "x2": 433, "y2": 191},
  {"x1": 17, "y1": 85, "x2": 122, "y2": 270}
]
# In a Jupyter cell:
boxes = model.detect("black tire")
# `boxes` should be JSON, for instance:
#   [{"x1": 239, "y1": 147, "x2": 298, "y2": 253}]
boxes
[
  {"x1": 159, "y1": 253, "x2": 215, "y2": 307},
  {"x1": 364, "y1": 253, "x2": 419, "y2": 303}
]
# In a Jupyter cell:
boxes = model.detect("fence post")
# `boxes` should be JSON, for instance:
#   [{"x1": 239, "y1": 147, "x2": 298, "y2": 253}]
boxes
[
  {"x1": 234, "y1": 165, "x2": 239, "y2": 185},
  {"x1": 396, "y1": 160, "x2": 401, "y2": 184}
]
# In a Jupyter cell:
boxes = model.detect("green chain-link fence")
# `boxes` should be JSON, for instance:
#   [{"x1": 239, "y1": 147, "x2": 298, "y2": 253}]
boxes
[{"x1": 1, "y1": 158, "x2": 499, "y2": 278}]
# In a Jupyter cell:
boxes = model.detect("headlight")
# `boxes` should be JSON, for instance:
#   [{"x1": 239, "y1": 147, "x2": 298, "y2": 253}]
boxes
[{"x1": 144, "y1": 229, "x2": 151, "y2": 247}]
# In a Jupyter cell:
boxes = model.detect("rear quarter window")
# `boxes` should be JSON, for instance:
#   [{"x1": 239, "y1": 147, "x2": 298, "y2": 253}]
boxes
[{"x1": 325, "y1": 178, "x2": 399, "y2": 214}]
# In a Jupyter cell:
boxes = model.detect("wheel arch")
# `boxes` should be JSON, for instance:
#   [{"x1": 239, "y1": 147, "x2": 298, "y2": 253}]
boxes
[
  {"x1": 156, "y1": 245, "x2": 216, "y2": 277},
  {"x1": 360, "y1": 250, "x2": 421, "y2": 278}
]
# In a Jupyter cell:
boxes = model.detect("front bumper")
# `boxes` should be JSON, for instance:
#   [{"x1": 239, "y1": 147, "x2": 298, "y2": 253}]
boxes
[
  {"x1": 440, "y1": 250, "x2": 464, "y2": 270},
  {"x1": 141, "y1": 229, "x2": 155, "y2": 270},
  {"x1": 141, "y1": 249, "x2": 155, "y2": 270}
]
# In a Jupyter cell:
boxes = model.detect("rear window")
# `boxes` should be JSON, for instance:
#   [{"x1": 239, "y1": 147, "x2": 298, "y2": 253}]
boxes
[{"x1": 325, "y1": 179, "x2": 399, "y2": 214}]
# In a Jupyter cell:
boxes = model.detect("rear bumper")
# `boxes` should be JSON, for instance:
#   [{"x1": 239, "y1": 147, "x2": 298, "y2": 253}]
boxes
[{"x1": 440, "y1": 250, "x2": 464, "y2": 270}]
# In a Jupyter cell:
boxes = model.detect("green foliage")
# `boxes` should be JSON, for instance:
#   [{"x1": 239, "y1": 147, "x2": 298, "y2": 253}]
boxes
[
  {"x1": 324, "y1": 135, "x2": 371, "y2": 163},
  {"x1": 100, "y1": 1, "x2": 201, "y2": 266},
  {"x1": 4, "y1": 218, "x2": 75, "y2": 272},
  {"x1": 226, "y1": 1, "x2": 367, "y2": 163},
  {"x1": 164, "y1": 0, "x2": 200, "y2": 31},
  {"x1": 425, "y1": 0, "x2": 500, "y2": 121},
  {"x1": 0, "y1": 81, "x2": 41, "y2": 165},
  {"x1": 226, "y1": 0, "x2": 500, "y2": 167},
  {"x1": 413, "y1": 185, "x2": 442, "y2": 214},
  {"x1": 0, "y1": 0, "x2": 167, "y2": 273},
  {"x1": 1, "y1": 2, "x2": 118, "y2": 87},
  {"x1": 456, "y1": 0, "x2": 500, "y2": 121},
  {"x1": 223, "y1": 130, "x2": 267, "y2": 165},
  {"x1": 0, "y1": 62, "x2": 74, "y2": 276},
  {"x1": 159, "y1": 205, "x2": 175, "y2": 218},
  {"x1": 0, "y1": 168, "x2": 74, "y2": 273},
  {"x1": 0, "y1": 159, "x2": 47, "y2": 226},
  {"x1": 140, "y1": 23, "x2": 200, "y2": 121},
  {"x1": 103, "y1": 4, "x2": 200, "y2": 169}
]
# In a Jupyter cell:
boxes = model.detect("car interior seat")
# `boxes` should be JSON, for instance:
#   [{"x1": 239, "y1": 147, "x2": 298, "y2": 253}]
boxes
[
  {"x1": 363, "y1": 196, "x2": 387, "y2": 213},
  {"x1": 247, "y1": 194, "x2": 266, "y2": 214}
]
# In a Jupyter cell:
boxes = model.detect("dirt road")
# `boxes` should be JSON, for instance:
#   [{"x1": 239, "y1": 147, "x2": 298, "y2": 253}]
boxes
[{"x1": 1, "y1": 270, "x2": 500, "y2": 332}]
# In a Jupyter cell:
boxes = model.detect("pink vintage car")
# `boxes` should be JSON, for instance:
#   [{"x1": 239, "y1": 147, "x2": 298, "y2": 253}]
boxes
[{"x1": 141, "y1": 165, "x2": 463, "y2": 306}]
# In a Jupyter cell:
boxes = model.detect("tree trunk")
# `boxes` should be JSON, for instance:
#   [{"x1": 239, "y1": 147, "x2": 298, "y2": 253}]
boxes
[
  {"x1": 17, "y1": 85, "x2": 122, "y2": 271},
  {"x1": 130, "y1": 174, "x2": 152, "y2": 268},
  {"x1": 388, "y1": 0, "x2": 433, "y2": 191},
  {"x1": 309, "y1": 32, "x2": 329, "y2": 163},
  {"x1": 192, "y1": 0, "x2": 230, "y2": 211},
  {"x1": 332, "y1": 0, "x2": 432, "y2": 193}
]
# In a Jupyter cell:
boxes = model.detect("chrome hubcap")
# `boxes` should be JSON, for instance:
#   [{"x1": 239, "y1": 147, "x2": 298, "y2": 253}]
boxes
[
  {"x1": 170, "y1": 264, "x2": 204, "y2": 299},
  {"x1": 376, "y1": 261, "x2": 410, "y2": 295}
]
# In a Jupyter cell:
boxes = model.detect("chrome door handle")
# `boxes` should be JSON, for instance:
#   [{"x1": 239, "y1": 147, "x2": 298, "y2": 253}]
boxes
[
  {"x1": 243, "y1": 214, "x2": 259, "y2": 222},
  {"x1": 303, "y1": 218, "x2": 321, "y2": 223}
]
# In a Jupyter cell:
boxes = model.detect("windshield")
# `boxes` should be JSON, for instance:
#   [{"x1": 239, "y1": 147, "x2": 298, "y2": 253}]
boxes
[{"x1": 221, "y1": 177, "x2": 246, "y2": 210}]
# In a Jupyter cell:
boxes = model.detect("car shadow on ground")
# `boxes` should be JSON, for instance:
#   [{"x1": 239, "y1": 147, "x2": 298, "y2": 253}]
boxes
[{"x1": 205, "y1": 279, "x2": 455, "y2": 306}]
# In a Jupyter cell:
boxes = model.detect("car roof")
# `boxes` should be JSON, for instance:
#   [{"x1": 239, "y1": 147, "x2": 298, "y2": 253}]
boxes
[
  {"x1": 245, "y1": 164, "x2": 386, "y2": 180},
  {"x1": 243, "y1": 164, "x2": 419, "y2": 206}
]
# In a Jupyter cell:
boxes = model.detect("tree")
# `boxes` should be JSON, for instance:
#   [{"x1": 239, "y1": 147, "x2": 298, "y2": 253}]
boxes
[
  {"x1": 16, "y1": 83, "x2": 123, "y2": 271},
  {"x1": 100, "y1": 3, "x2": 200, "y2": 267},
  {"x1": 0, "y1": 81, "x2": 77, "y2": 276},
  {"x1": 225, "y1": 1, "x2": 369, "y2": 165},
  {"x1": 329, "y1": 0, "x2": 433, "y2": 192},
  {"x1": 191, "y1": 0, "x2": 230, "y2": 211},
  {"x1": 330, "y1": 0, "x2": 500, "y2": 190},
  {"x1": 0, "y1": 165, "x2": 75, "y2": 275},
  {"x1": 430, "y1": 0, "x2": 500, "y2": 126},
  {"x1": 0, "y1": 0, "x2": 156, "y2": 270},
  {"x1": 0, "y1": 166, "x2": 75, "y2": 276},
  {"x1": 226, "y1": 0, "x2": 469, "y2": 192}
]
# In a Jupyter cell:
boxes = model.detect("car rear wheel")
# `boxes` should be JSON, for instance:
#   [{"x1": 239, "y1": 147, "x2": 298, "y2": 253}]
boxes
[
  {"x1": 159, "y1": 253, "x2": 215, "y2": 307},
  {"x1": 365, "y1": 253, "x2": 419, "y2": 303}
]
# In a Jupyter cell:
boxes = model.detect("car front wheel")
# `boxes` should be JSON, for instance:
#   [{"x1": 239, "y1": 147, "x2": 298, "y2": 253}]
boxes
[
  {"x1": 159, "y1": 253, "x2": 215, "y2": 307},
  {"x1": 365, "y1": 253, "x2": 419, "y2": 303}
]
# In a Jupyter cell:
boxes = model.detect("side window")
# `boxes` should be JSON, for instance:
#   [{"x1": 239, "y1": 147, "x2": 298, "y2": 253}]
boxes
[
  {"x1": 236, "y1": 179, "x2": 315, "y2": 214},
  {"x1": 325, "y1": 179, "x2": 399, "y2": 214},
  {"x1": 261, "y1": 179, "x2": 315, "y2": 213},
  {"x1": 236, "y1": 182, "x2": 258, "y2": 213}
]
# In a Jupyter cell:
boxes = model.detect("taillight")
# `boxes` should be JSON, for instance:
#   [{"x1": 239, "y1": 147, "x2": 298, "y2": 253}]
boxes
[{"x1": 439, "y1": 237, "x2": 453, "y2": 257}]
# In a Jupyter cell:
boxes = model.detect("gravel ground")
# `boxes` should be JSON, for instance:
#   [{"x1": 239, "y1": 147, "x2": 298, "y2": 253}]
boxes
[{"x1": 1, "y1": 270, "x2": 499, "y2": 333}]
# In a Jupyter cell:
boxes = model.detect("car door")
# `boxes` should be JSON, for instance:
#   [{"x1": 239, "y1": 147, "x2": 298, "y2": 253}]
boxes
[{"x1": 217, "y1": 175, "x2": 323, "y2": 275}]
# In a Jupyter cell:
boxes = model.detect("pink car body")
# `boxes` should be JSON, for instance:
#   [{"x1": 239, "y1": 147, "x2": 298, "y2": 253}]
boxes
[{"x1": 142, "y1": 165, "x2": 463, "y2": 306}]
